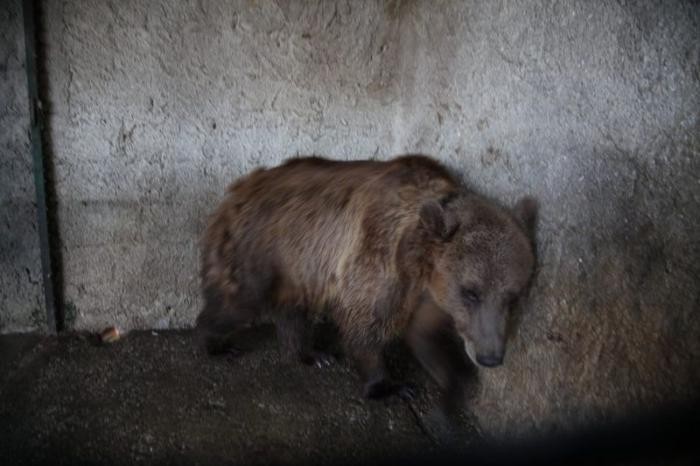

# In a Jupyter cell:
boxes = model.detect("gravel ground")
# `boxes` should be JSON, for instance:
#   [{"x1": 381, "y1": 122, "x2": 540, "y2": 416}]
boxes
[{"x1": 0, "y1": 326, "x2": 479, "y2": 465}]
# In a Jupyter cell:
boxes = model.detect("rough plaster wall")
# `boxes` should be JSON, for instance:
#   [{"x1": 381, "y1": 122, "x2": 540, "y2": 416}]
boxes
[
  {"x1": 43, "y1": 0, "x2": 404, "y2": 330},
  {"x1": 41, "y1": 0, "x2": 699, "y2": 434},
  {"x1": 386, "y1": 1, "x2": 700, "y2": 435},
  {"x1": 0, "y1": 0, "x2": 45, "y2": 333}
]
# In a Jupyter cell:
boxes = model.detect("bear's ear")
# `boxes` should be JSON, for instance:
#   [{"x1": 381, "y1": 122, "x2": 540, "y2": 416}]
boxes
[
  {"x1": 513, "y1": 196, "x2": 538, "y2": 236},
  {"x1": 420, "y1": 198, "x2": 460, "y2": 241}
]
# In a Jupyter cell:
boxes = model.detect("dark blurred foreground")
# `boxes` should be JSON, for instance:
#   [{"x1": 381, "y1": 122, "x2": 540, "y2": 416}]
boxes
[
  {"x1": 0, "y1": 329, "x2": 697, "y2": 466},
  {"x1": 368, "y1": 398, "x2": 700, "y2": 466}
]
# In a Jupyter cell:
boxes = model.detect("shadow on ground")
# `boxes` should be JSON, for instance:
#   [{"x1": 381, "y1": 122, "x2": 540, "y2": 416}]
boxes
[{"x1": 0, "y1": 326, "x2": 479, "y2": 465}]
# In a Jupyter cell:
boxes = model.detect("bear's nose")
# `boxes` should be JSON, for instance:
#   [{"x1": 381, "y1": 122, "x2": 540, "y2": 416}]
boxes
[{"x1": 476, "y1": 354, "x2": 503, "y2": 367}]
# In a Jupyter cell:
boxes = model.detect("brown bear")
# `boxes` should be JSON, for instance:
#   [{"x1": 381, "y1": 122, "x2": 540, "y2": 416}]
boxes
[{"x1": 196, "y1": 155, "x2": 537, "y2": 406}]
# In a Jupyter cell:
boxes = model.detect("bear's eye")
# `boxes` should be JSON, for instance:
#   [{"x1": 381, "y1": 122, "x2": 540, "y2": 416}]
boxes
[{"x1": 461, "y1": 288, "x2": 480, "y2": 306}]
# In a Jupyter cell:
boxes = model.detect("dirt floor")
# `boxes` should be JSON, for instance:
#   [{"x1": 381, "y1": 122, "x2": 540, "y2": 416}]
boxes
[
  {"x1": 0, "y1": 326, "x2": 480, "y2": 466},
  {"x1": 2, "y1": 327, "x2": 699, "y2": 466}
]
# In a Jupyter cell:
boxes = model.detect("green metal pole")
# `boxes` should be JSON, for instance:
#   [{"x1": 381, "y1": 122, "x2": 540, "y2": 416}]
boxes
[{"x1": 22, "y1": 0, "x2": 58, "y2": 332}]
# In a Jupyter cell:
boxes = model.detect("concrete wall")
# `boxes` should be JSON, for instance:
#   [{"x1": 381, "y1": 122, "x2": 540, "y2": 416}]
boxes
[
  {"x1": 42, "y1": 0, "x2": 404, "y2": 330},
  {"x1": 5, "y1": 0, "x2": 700, "y2": 435},
  {"x1": 0, "y1": 0, "x2": 45, "y2": 333},
  {"x1": 386, "y1": 0, "x2": 700, "y2": 436}
]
